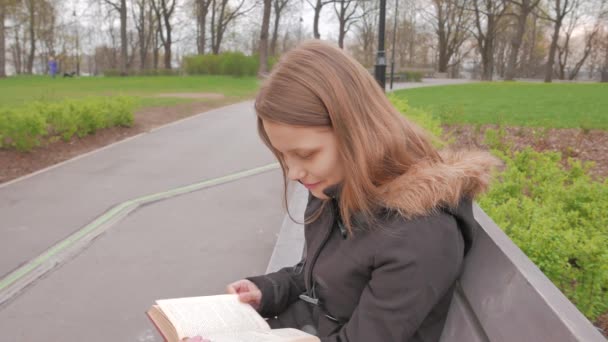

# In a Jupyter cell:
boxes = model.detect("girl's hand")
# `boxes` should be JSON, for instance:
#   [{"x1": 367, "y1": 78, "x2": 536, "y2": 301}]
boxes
[{"x1": 226, "y1": 279, "x2": 262, "y2": 310}]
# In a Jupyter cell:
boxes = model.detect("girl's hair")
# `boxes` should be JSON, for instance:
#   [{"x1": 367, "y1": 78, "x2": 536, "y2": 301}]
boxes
[{"x1": 254, "y1": 40, "x2": 459, "y2": 233}]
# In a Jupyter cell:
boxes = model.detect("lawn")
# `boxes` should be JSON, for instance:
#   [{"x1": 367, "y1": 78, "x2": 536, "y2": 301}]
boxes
[
  {"x1": 393, "y1": 82, "x2": 608, "y2": 130},
  {"x1": 0, "y1": 75, "x2": 260, "y2": 108}
]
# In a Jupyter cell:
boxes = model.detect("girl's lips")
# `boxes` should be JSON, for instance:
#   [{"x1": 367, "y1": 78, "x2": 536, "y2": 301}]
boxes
[{"x1": 302, "y1": 181, "x2": 321, "y2": 189}]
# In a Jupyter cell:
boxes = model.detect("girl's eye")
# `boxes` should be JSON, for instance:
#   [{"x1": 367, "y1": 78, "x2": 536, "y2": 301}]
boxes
[{"x1": 297, "y1": 153, "x2": 314, "y2": 160}]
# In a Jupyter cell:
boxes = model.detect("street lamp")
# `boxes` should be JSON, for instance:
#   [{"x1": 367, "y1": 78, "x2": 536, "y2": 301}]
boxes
[
  {"x1": 374, "y1": 0, "x2": 386, "y2": 91},
  {"x1": 390, "y1": 0, "x2": 398, "y2": 90}
]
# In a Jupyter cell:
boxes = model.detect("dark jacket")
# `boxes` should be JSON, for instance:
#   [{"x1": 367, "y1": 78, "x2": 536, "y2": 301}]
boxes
[{"x1": 247, "y1": 151, "x2": 498, "y2": 342}]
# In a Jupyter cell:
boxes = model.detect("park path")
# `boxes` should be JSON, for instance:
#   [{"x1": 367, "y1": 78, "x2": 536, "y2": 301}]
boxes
[{"x1": 0, "y1": 79, "x2": 469, "y2": 341}]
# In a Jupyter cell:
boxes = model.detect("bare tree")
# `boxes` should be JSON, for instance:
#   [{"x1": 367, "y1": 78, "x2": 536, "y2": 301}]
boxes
[
  {"x1": 334, "y1": 0, "x2": 361, "y2": 48},
  {"x1": 540, "y1": 0, "x2": 577, "y2": 82},
  {"x1": 352, "y1": 0, "x2": 377, "y2": 67},
  {"x1": 470, "y1": 0, "x2": 508, "y2": 80},
  {"x1": 306, "y1": 0, "x2": 333, "y2": 39},
  {"x1": 430, "y1": 0, "x2": 472, "y2": 74},
  {"x1": 259, "y1": 0, "x2": 271, "y2": 75},
  {"x1": 602, "y1": 33, "x2": 608, "y2": 81},
  {"x1": 132, "y1": 0, "x2": 156, "y2": 70},
  {"x1": 195, "y1": 0, "x2": 212, "y2": 54},
  {"x1": 103, "y1": 0, "x2": 129, "y2": 75},
  {"x1": 270, "y1": 0, "x2": 289, "y2": 56},
  {"x1": 151, "y1": 0, "x2": 176, "y2": 69},
  {"x1": 567, "y1": 28, "x2": 600, "y2": 79},
  {"x1": 601, "y1": 0, "x2": 608, "y2": 81},
  {"x1": 504, "y1": 0, "x2": 541, "y2": 80},
  {"x1": 24, "y1": 0, "x2": 37, "y2": 74},
  {"x1": 210, "y1": 0, "x2": 254, "y2": 54},
  {"x1": 0, "y1": 0, "x2": 7, "y2": 77}
]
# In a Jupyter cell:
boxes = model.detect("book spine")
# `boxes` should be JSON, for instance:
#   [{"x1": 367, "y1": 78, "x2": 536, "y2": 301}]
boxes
[{"x1": 145, "y1": 311, "x2": 170, "y2": 342}]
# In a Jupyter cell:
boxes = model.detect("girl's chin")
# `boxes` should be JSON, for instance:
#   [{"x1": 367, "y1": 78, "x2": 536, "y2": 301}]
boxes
[{"x1": 310, "y1": 187, "x2": 330, "y2": 200}]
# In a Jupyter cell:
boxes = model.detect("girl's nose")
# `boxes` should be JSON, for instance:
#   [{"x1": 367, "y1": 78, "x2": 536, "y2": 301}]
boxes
[{"x1": 287, "y1": 165, "x2": 306, "y2": 181}]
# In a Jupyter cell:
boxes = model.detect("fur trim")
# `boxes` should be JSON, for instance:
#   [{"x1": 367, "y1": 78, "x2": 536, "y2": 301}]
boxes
[{"x1": 379, "y1": 149, "x2": 503, "y2": 219}]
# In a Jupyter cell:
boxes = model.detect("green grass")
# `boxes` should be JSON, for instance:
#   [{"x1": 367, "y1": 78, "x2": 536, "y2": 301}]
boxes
[
  {"x1": 0, "y1": 75, "x2": 260, "y2": 109},
  {"x1": 393, "y1": 82, "x2": 608, "y2": 130}
]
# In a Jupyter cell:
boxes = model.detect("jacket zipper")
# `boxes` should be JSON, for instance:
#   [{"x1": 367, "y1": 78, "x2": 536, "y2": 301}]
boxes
[{"x1": 303, "y1": 199, "x2": 337, "y2": 296}]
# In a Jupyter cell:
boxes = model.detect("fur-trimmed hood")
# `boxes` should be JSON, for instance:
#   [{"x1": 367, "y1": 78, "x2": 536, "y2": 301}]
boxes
[
  {"x1": 320, "y1": 149, "x2": 501, "y2": 256},
  {"x1": 377, "y1": 149, "x2": 503, "y2": 219},
  {"x1": 323, "y1": 149, "x2": 502, "y2": 218}
]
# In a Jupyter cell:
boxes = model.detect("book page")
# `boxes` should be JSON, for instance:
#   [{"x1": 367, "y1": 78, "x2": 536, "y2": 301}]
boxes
[
  {"x1": 156, "y1": 294, "x2": 270, "y2": 339},
  {"x1": 206, "y1": 328, "x2": 318, "y2": 342}
]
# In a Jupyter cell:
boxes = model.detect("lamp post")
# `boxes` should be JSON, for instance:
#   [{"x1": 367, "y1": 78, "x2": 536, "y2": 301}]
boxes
[
  {"x1": 390, "y1": 0, "x2": 398, "y2": 90},
  {"x1": 374, "y1": 0, "x2": 386, "y2": 91}
]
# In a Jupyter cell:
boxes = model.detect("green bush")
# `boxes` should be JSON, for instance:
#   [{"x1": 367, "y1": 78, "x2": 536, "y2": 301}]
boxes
[
  {"x1": 0, "y1": 107, "x2": 47, "y2": 151},
  {"x1": 478, "y1": 143, "x2": 608, "y2": 321},
  {"x1": 0, "y1": 96, "x2": 135, "y2": 151},
  {"x1": 183, "y1": 52, "x2": 278, "y2": 77},
  {"x1": 103, "y1": 69, "x2": 181, "y2": 77}
]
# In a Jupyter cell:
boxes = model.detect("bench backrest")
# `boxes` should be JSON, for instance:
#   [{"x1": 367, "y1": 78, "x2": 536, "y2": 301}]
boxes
[{"x1": 266, "y1": 184, "x2": 606, "y2": 341}]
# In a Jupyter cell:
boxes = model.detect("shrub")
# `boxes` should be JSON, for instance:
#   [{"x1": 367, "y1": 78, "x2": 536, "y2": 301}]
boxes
[
  {"x1": 0, "y1": 96, "x2": 135, "y2": 151},
  {"x1": 478, "y1": 144, "x2": 608, "y2": 321},
  {"x1": 183, "y1": 52, "x2": 279, "y2": 77}
]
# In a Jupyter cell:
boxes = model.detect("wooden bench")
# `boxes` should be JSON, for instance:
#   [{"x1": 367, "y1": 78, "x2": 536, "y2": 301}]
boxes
[{"x1": 266, "y1": 183, "x2": 607, "y2": 341}]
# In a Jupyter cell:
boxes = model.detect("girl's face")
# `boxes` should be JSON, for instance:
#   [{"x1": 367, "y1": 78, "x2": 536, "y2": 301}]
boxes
[{"x1": 262, "y1": 119, "x2": 345, "y2": 199}]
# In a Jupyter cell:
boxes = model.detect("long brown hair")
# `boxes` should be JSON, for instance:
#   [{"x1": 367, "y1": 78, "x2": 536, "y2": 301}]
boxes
[{"x1": 255, "y1": 40, "x2": 496, "y2": 233}]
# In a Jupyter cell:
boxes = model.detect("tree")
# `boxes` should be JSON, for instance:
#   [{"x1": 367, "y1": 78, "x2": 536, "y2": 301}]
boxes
[
  {"x1": 504, "y1": 0, "x2": 541, "y2": 80},
  {"x1": 195, "y1": 0, "x2": 212, "y2": 54},
  {"x1": 306, "y1": 0, "x2": 333, "y2": 39},
  {"x1": 351, "y1": 0, "x2": 377, "y2": 67},
  {"x1": 270, "y1": 0, "x2": 289, "y2": 56},
  {"x1": 104, "y1": 0, "x2": 129, "y2": 75},
  {"x1": 0, "y1": 0, "x2": 7, "y2": 77},
  {"x1": 259, "y1": 0, "x2": 271, "y2": 76},
  {"x1": 430, "y1": 0, "x2": 472, "y2": 74},
  {"x1": 334, "y1": 0, "x2": 361, "y2": 48},
  {"x1": 24, "y1": 0, "x2": 36, "y2": 74},
  {"x1": 540, "y1": 0, "x2": 577, "y2": 82},
  {"x1": 601, "y1": 0, "x2": 608, "y2": 81},
  {"x1": 470, "y1": 0, "x2": 509, "y2": 80},
  {"x1": 151, "y1": 0, "x2": 176, "y2": 69},
  {"x1": 132, "y1": 0, "x2": 156, "y2": 70},
  {"x1": 210, "y1": 0, "x2": 254, "y2": 54}
]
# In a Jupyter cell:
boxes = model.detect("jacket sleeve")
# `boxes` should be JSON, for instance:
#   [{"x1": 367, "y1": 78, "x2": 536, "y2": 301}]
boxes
[
  {"x1": 245, "y1": 257, "x2": 307, "y2": 318},
  {"x1": 321, "y1": 215, "x2": 464, "y2": 342}
]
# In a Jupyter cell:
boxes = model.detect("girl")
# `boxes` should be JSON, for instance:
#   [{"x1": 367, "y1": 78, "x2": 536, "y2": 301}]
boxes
[{"x1": 225, "y1": 40, "x2": 500, "y2": 342}]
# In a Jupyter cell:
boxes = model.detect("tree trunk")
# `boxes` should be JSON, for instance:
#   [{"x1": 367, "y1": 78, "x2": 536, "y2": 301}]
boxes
[
  {"x1": 259, "y1": 0, "x2": 271, "y2": 76},
  {"x1": 120, "y1": 0, "x2": 128, "y2": 75},
  {"x1": 164, "y1": 15, "x2": 171, "y2": 69},
  {"x1": 437, "y1": 26, "x2": 448, "y2": 73},
  {"x1": 26, "y1": 0, "x2": 35, "y2": 74},
  {"x1": 481, "y1": 36, "x2": 494, "y2": 80},
  {"x1": 197, "y1": 0, "x2": 209, "y2": 54},
  {"x1": 313, "y1": 0, "x2": 322, "y2": 39},
  {"x1": 13, "y1": 28, "x2": 21, "y2": 74},
  {"x1": 270, "y1": 0, "x2": 281, "y2": 56},
  {"x1": 0, "y1": 3, "x2": 5, "y2": 78},
  {"x1": 153, "y1": 26, "x2": 159, "y2": 69},
  {"x1": 601, "y1": 37, "x2": 608, "y2": 82},
  {"x1": 505, "y1": 8, "x2": 528, "y2": 80},
  {"x1": 211, "y1": 0, "x2": 218, "y2": 54},
  {"x1": 545, "y1": 20, "x2": 561, "y2": 82}
]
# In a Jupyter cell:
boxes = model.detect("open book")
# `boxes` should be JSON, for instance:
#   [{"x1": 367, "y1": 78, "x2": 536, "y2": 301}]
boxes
[{"x1": 146, "y1": 294, "x2": 320, "y2": 342}]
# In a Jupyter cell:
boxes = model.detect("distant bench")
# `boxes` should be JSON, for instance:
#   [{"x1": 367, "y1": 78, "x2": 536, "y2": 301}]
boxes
[{"x1": 266, "y1": 184, "x2": 607, "y2": 342}]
